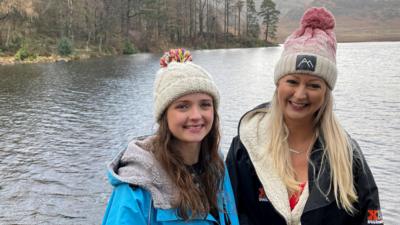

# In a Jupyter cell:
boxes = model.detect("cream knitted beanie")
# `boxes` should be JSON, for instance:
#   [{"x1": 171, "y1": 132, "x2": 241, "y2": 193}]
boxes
[{"x1": 153, "y1": 49, "x2": 220, "y2": 121}]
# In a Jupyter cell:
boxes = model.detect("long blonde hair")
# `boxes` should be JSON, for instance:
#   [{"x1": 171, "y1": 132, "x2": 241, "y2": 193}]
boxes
[{"x1": 266, "y1": 90, "x2": 358, "y2": 213}]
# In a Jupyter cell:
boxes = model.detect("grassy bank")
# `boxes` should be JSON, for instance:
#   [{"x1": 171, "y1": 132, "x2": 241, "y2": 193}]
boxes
[{"x1": 0, "y1": 36, "x2": 275, "y2": 65}]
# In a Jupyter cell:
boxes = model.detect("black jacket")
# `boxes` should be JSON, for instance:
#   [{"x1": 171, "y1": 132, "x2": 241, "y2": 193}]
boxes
[{"x1": 226, "y1": 103, "x2": 383, "y2": 225}]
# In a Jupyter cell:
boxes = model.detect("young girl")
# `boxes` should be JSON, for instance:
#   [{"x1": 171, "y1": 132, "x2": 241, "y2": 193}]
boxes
[
  {"x1": 102, "y1": 49, "x2": 239, "y2": 225},
  {"x1": 226, "y1": 7, "x2": 383, "y2": 225}
]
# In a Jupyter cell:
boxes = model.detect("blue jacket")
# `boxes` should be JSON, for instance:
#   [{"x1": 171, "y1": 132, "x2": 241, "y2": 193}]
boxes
[{"x1": 102, "y1": 138, "x2": 239, "y2": 225}]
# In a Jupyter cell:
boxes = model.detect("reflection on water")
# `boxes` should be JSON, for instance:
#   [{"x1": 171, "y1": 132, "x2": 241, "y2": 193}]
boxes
[{"x1": 0, "y1": 43, "x2": 399, "y2": 224}]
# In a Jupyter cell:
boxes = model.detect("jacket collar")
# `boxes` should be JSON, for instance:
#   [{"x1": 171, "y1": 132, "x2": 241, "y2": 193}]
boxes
[
  {"x1": 107, "y1": 136, "x2": 179, "y2": 209},
  {"x1": 238, "y1": 103, "x2": 336, "y2": 222},
  {"x1": 238, "y1": 103, "x2": 307, "y2": 224}
]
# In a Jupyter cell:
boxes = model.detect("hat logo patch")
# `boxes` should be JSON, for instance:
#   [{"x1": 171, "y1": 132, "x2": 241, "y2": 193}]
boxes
[{"x1": 296, "y1": 55, "x2": 316, "y2": 72}]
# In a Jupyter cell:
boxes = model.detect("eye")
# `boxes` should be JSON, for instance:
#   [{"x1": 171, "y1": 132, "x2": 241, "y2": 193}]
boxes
[
  {"x1": 309, "y1": 83, "x2": 322, "y2": 89},
  {"x1": 175, "y1": 103, "x2": 189, "y2": 110},
  {"x1": 200, "y1": 101, "x2": 213, "y2": 109},
  {"x1": 286, "y1": 79, "x2": 298, "y2": 85}
]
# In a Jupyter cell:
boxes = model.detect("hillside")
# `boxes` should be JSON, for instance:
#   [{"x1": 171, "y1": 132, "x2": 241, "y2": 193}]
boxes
[{"x1": 268, "y1": 0, "x2": 400, "y2": 42}]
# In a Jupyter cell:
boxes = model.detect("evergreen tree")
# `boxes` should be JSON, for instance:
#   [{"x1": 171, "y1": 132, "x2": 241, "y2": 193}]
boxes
[
  {"x1": 235, "y1": 0, "x2": 244, "y2": 37},
  {"x1": 258, "y1": 0, "x2": 279, "y2": 42},
  {"x1": 246, "y1": 0, "x2": 259, "y2": 39}
]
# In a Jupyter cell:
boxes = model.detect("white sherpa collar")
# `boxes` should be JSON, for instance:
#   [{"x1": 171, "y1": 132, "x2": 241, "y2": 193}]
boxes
[{"x1": 239, "y1": 107, "x2": 309, "y2": 225}]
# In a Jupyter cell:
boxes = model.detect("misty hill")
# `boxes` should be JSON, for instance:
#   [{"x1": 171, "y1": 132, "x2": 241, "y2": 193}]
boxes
[{"x1": 261, "y1": 0, "x2": 400, "y2": 42}]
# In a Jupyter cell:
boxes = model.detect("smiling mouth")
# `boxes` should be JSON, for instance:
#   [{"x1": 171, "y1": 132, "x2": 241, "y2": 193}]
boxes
[
  {"x1": 289, "y1": 100, "x2": 309, "y2": 109},
  {"x1": 183, "y1": 124, "x2": 204, "y2": 129}
]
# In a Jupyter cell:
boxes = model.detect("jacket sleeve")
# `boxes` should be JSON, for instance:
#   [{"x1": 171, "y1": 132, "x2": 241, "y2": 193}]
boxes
[
  {"x1": 102, "y1": 184, "x2": 150, "y2": 225},
  {"x1": 352, "y1": 139, "x2": 384, "y2": 225},
  {"x1": 226, "y1": 136, "x2": 240, "y2": 205},
  {"x1": 225, "y1": 136, "x2": 252, "y2": 225},
  {"x1": 222, "y1": 164, "x2": 240, "y2": 225}
]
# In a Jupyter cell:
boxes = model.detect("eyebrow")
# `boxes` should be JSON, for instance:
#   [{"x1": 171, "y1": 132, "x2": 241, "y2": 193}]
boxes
[
  {"x1": 175, "y1": 99, "x2": 212, "y2": 104},
  {"x1": 174, "y1": 100, "x2": 190, "y2": 104},
  {"x1": 289, "y1": 75, "x2": 322, "y2": 82},
  {"x1": 307, "y1": 79, "x2": 322, "y2": 82}
]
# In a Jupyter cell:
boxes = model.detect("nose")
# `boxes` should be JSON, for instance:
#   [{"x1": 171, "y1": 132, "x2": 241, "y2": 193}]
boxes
[
  {"x1": 189, "y1": 106, "x2": 202, "y2": 120},
  {"x1": 293, "y1": 85, "x2": 307, "y2": 99}
]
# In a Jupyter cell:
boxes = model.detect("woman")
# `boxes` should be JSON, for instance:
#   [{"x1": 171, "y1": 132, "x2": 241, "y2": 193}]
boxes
[
  {"x1": 226, "y1": 7, "x2": 383, "y2": 225},
  {"x1": 102, "y1": 49, "x2": 239, "y2": 225}
]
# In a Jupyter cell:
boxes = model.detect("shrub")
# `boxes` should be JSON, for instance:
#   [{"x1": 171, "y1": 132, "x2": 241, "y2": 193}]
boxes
[
  {"x1": 15, "y1": 46, "x2": 29, "y2": 61},
  {"x1": 28, "y1": 54, "x2": 38, "y2": 61},
  {"x1": 58, "y1": 38, "x2": 73, "y2": 56},
  {"x1": 122, "y1": 41, "x2": 138, "y2": 55}
]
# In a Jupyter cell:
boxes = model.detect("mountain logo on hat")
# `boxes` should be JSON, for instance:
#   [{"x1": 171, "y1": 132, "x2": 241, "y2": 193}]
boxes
[{"x1": 296, "y1": 55, "x2": 316, "y2": 72}]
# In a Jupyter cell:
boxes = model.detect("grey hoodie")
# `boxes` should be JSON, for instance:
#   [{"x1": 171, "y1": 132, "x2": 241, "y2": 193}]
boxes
[{"x1": 107, "y1": 137, "x2": 179, "y2": 209}]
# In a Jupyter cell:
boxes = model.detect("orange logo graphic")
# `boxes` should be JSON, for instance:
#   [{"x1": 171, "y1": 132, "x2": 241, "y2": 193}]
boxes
[
  {"x1": 367, "y1": 209, "x2": 383, "y2": 224},
  {"x1": 368, "y1": 210, "x2": 378, "y2": 220},
  {"x1": 258, "y1": 187, "x2": 268, "y2": 202}
]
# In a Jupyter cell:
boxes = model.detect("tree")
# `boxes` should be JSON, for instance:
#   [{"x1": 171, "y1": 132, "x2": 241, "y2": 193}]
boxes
[
  {"x1": 198, "y1": 0, "x2": 207, "y2": 37},
  {"x1": 67, "y1": 0, "x2": 74, "y2": 41},
  {"x1": 224, "y1": 0, "x2": 230, "y2": 34},
  {"x1": 235, "y1": 0, "x2": 244, "y2": 37},
  {"x1": 0, "y1": 0, "x2": 38, "y2": 48},
  {"x1": 0, "y1": 0, "x2": 270, "y2": 56},
  {"x1": 246, "y1": 0, "x2": 259, "y2": 39},
  {"x1": 258, "y1": 0, "x2": 279, "y2": 42}
]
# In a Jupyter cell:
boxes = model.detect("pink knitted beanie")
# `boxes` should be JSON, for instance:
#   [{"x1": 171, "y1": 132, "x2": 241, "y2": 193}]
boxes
[{"x1": 274, "y1": 7, "x2": 337, "y2": 89}]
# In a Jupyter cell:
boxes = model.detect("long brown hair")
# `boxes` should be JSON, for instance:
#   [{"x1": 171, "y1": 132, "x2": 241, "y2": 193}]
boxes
[{"x1": 152, "y1": 108, "x2": 224, "y2": 220}]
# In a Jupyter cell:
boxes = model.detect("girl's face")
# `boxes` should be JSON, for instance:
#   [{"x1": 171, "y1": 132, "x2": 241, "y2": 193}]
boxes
[
  {"x1": 277, "y1": 74, "x2": 327, "y2": 124},
  {"x1": 166, "y1": 93, "x2": 214, "y2": 145}
]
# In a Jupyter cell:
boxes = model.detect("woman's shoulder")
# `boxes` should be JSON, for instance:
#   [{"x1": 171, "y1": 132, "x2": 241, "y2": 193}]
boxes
[
  {"x1": 238, "y1": 102, "x2": 270, "y2": 128},
  {"x1": 345, "y1": 135, "x2": 376, "y2": 180},
  {"x1": 106, "y1": 136, "x2": 179, "y2": 209},
  {"x1": 228, "y1": 136, "x2": 249, "y2": 158},
  {"x1": 110, "y1": 183, "x2": 231, "y2": 225},
  {"x1": 102, "y1": 183, "x2": 155, "y2": 225},
  {"x1": 347, "y1": 136, "x2": 365, "y2": 163},
  {"x1": 113, "y1": 183, "x2": 151, "y2": 201},
  {"x1": 107, "y1": 136, "x2": 159, "y2": 185}
]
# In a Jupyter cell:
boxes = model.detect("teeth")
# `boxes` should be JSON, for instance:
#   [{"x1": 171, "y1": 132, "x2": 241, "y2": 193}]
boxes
[
  {"x1": 185, "y1": 125, "x2": 203, "y2": 128},
  {"x1": 291, "y1": 102, "x2": 307, "y2": 107}
]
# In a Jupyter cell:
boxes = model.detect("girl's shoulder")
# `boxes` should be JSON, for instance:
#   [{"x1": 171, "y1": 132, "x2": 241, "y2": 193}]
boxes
[
  {"x1": 109, "y1": 184, "x2": 223, "y2": 225},
  {"x1": 112, "y1": 183, "x2": 152, "y2": 206}
]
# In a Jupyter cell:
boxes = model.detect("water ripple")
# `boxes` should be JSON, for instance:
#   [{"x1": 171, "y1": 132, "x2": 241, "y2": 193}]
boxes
[{"x1": 0, "y1": 42, "x2": 399, "y2": 224}]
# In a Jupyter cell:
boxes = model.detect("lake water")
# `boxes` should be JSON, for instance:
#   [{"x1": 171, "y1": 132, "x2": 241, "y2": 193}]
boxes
[{"x1": 0, "y1": 42, "x2": 399, "y2": 225}]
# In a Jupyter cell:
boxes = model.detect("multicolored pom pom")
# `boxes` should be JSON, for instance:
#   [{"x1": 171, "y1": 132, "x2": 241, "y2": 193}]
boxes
[{"x1": 160, "y1": 48, "x2": 192, "y2": 68}]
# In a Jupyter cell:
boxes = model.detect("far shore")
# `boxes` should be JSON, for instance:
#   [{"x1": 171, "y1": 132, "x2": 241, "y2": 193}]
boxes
[
  {"x1": 0, "y1": 52, "x2": 98, "y2": 66},
  {"x1": 1, "y1": 39, "x2": 399, "y2": 66},
  {"x1": 0, "y1": 55, "x2": 74, "y2": 66}
]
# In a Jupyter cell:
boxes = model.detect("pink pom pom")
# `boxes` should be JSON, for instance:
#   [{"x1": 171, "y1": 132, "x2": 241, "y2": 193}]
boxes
[{"x1": 300, "y1": 7, "x2": 335, "y2": 30}]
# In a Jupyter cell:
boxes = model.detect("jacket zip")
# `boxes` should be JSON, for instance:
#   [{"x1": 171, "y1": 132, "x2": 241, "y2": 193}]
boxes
[{"x1": 148, "y1": 199, "x2": 153, "y2": 225}]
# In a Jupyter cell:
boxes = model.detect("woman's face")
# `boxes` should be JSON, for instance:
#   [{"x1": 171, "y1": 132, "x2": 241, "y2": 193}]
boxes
[
  {"x1": 277, "y1": 74, "x2": 327, "y2": 124},
  {"x1": 166, "y1": 93, "x2": 214, "y2": 145}
]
